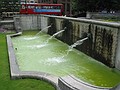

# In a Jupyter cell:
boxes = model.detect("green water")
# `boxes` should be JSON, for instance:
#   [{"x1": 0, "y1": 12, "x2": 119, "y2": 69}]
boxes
[{"x1": 12, "y1": 31, "x2": 120, "y2": 87}]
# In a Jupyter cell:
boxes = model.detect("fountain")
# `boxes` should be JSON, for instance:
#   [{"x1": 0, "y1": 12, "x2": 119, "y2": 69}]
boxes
[
  {"x1": 35, "y1": 24, "x2": 53, "y2": 36},
  {"x1": 23, "y1": 24, "x2": 53, "y2": 41},
  {"x1": 45, "y1": 27, "x2": 66, "y2": 44},
  {"x1": 40, "y1": 34, "x2": 88, "y2": 62},
  {"x1": 31, "y1": 27, "x2": 66, "y2": 48},
  {"x1": 68, "y1": 37, "x2": 88, "y2": 51},
  {"x1": 61, "y1": 37, "x2": 88, "y2": 59}
]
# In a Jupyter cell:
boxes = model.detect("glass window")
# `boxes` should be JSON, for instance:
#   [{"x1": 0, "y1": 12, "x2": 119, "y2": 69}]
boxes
[
  {"x1": 31, "y1": 6, "x2": 34, "y2": 9},
  {"x1": 22, "y1": 5, "x2": 25, "y2": 9},
  {"x1": 28, "y1": 6, "x2": 31, "y2": 9}
]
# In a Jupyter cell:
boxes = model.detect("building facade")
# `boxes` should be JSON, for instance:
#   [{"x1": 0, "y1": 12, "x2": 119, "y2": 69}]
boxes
[
  {"x1": 20, "y1": 0, "x2": 38, "y2": 4},
  {"x1": 57, "y1": 0, "x2": 72, "y2": 16}
]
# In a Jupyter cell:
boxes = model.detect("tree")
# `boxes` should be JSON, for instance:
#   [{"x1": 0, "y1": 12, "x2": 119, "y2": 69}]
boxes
[
  {"x1": 72, "y1": 0, "x2": 120, "y2": 13},
  {"x1": 53, "y1": 0, "x2": 57, "y2": 4},
  {"x1": 0, "y1": 0, "x2": 20, "y2": 17}
]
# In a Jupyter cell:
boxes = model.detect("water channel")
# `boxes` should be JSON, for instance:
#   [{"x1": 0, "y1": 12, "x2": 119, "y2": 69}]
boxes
[{"x1": 12, "y1": 31, "x2": 120, "y2": 88}]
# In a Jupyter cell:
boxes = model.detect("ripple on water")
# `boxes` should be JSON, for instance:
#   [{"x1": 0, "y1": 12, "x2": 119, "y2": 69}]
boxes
[
  {"x1": 27, "y1": 43, "x2": 48, "y2": 49},
  {"x1": 43, "y1": 57, "x2": 66, "y2": 66},
  {"x1": 23, "y1": 36, "x2": 39, "y2": 40}
]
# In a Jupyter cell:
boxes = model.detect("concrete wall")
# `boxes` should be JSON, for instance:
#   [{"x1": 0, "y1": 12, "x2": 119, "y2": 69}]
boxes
[
  {"x1": 20, "y1": 15, "x2": 39, "y2": 30},
  {"x1": 0, "y1": 20, "x2": 14, "y2": 31},
  {"x1": 115, "y1": 29, "x2": 120, "y2": 70},
  {"x1": 40, "y1": 15, "x2": 48, "y2": 32},
  {"x1": 14, "y1": 15, "x2": 120, "y2": 70}
]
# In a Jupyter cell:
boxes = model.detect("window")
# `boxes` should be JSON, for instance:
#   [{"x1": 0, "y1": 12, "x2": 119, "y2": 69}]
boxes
[
  {"x1": 22, "y1": 5, "x2": 25, "y2": 9},
  {"x1": 31, "y1": 6, "x2": 35, "y2": 9},
  {"x1": 28, "y1": 6, "x2": 31, "y2": 9},
  {"x1": 30, "y1": 1, "x2": 34, "y2": 3}
]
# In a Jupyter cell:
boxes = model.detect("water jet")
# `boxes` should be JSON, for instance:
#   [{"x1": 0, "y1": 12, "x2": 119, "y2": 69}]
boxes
[
  {"x1": 35, "y1": 23, "x2": 53, "y2": 36},
  {"x1": 45, "y1": 27, "x2": 66, "y2": 44}
]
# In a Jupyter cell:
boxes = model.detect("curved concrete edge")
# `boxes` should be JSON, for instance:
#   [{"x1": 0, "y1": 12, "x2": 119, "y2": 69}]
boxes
[
  {"x1": 111, "y1": 84, "x2": 120, "y2": 90},
  {"x1": 58, "y1": 75, "x2": 120, "y2": 90},
  {"x1": 70, "y1": 75, "x2": 111, "y2": 89},
  {"x1": 6, "y1": 32, "x2": 61, "y2": 90},
  {"x1": 18, "y1": 71, "x2": 60, "y2": 90}
]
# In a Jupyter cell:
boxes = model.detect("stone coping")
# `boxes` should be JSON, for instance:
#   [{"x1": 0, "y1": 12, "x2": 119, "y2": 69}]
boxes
[
  {"x1": 70, "y1": 75, "x2": 111, "y2": 89},
  {"x1": 58, "y1": 75, "x2": 112, "y2": 90},
  {"x1": 14, "y1": 15, "x2": 120, "y2": 28},
  {"x1": 0, "y1": 20, "x2": 14, "y2": 23},
  {"x1": 7, "y1": 32, "x2": 119, "y2": 90},
  {"x1": 43, "y1": 15, "x2": 120, "y2": 28}
]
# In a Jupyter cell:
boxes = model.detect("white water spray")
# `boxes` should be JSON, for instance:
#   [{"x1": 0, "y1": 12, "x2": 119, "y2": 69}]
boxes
[
  {"x1": 69, "y1": 37, "x2": 88, "y2": 51},
  {"x1": 61, "y1": 37, "x2": 88, "y2": 58},
  {"x1": 45, "y1": 27, "x2": 66, "y2": 44},
  {"x1": 34, "y1": 27, "x2": 66, "y2": 49},
  {"x1": 35, "y1": 24, "x2": 52, "y2": 36}
]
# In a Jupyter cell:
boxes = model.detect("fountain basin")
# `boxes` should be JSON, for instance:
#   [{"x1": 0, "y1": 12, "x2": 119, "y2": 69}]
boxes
[{"x1": 7, "y1": 31, "x2": 120, "y2": 90}]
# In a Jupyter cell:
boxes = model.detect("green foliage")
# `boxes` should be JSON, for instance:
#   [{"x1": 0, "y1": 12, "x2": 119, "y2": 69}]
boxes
[
  {"x1": 100, "y1": 17, "x2": 120, "y2": 22},
  {"x1": 0, "y1": 33, "x2": 55, "y2": 90},
  {"x1": 53, "y1": 0, "x2": 57, "y2": 3},
  {"x1": 72, "y1": 0, "x2": 120, "y2": 12},
  {"x1": 0, "y1": 0, "x2": 20, "y2": 16}
]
